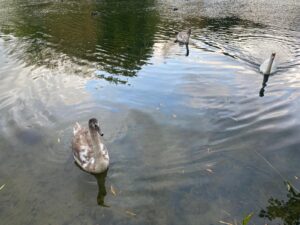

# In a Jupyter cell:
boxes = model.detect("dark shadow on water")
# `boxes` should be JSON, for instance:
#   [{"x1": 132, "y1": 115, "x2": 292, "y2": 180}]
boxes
[
  {"x1": 174, "y1": 42, "x2": 189, "y2": 57},
  {"x1": 185, "y1": 44, "x2": 189, "y2": 57},
  {"x1": 259, "y1": 181, "x2": 300, "y2": 225},
  {"x1": 74, "y1": 161, "x2": 108, "y2": 207},
  {"x1": 259, "y1": 74, "x2": 270, "y2": 97},
  {"x1": 177, "y1": 43, "x2": 189, "y2": 57},
  {"x1": 183, "y1": 16, "x2": 264, "y2": 35},
  {"x1": 201, "y1": 16, "x2": 265, "y2": 31},
  {"x1": 94, "y1": 170, "x2": 109, "y2": 207}
]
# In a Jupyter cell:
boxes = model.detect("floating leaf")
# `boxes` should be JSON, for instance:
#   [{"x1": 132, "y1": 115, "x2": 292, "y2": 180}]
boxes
[
  {"x1": 110, "y1": 185, "x2": 117, "y2": 196},
  {"x1": 242, "y1": 212, "x2": 253, "y2": 225},
  {"x1": 125, "y1": 210, "x2": 137, "y2": 217},
  {"x1": 0, "y1": 184, "x2": 5, "y2": 191},
  {"x1": 206, "y1": 168, "x2": 213, "y2": 173}
]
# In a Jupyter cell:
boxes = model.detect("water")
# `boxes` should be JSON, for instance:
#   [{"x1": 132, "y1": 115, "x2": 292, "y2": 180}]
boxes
[{"x1": 0, "y1": 0, "x2": 299, "y2": 224}]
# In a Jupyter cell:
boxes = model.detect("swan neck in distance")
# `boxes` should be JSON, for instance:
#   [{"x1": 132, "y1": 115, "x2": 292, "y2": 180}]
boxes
[{"x1": 266, "y1": 54, "x2": 275, "y2": 75}]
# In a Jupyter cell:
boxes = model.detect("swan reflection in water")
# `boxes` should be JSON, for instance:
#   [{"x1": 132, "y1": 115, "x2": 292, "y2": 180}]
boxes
[
  {"x1": 174, "y1": 40, "x2": 190, "y2": 56},
  {"x1": 94, "y1": 169, "x2": 109, "y2": 207},
  {"x1": 75, "y1": 161, "x2": 109, "y2": 207},
  {"x1": 259, "y1": 74, "x2": 270, "y2": 97},
  {"x1": 259, "y1": 52, "x2": 277, "y2": 97}
]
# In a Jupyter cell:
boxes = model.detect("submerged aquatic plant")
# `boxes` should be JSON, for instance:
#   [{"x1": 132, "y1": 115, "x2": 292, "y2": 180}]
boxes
[
  {"x1": 219, "y1": 212, "x2": 253, "y2": 225},
  {"x1": 242, "y1": 212, "x2": 254, "y2": 225}
]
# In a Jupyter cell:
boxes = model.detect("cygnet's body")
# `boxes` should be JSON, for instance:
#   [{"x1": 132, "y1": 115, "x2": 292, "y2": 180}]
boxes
[{"x1": 72, "y1": 118, "x2": 109, "y2": 174}]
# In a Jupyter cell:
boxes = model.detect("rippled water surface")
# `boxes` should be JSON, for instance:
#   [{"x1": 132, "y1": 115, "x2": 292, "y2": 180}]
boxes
[{"x1": 0, "y1": 0, "x2": 300, "y2": 224}]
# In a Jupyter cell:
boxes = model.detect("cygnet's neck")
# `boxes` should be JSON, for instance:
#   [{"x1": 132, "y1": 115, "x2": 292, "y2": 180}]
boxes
[{"x1": 90, "y1": 128, "x2": 103, "y2": 153}]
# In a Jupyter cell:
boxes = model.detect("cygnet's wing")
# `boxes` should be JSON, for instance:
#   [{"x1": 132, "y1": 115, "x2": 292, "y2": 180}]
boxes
[
  {"x1": 72, "y1": 123, "x2": 94, "y2": 168},
  {"x1": 176, "y1": 32, "x2": 189, "y2": 43}
]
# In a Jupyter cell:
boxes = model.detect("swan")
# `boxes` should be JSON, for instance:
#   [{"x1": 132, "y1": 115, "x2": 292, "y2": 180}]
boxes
[
  {"x1": 72, "y1": 118, "x2": 109, "y2": 174},
  {"x1": 175, "y1": 29, "x2": 191, "y2": 45},
  {"x1": 259, "y1": 53, "x2": 277, "y2": 75}
]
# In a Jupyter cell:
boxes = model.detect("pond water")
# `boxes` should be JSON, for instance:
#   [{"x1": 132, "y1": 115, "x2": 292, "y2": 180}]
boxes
[{"x1": 0, "y1": 0, "x2": 300, "y2": 224}]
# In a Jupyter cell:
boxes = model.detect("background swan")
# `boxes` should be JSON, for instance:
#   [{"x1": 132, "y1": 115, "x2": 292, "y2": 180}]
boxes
[
  {"x1": 175, "y1": 29, "x2": 191, "y2": 45},
  {"x1": 259, "y1": 52, "x2": 277, "y2": 75},
  {"x1": 72, "y1": 118, "x2": 109, "y2": 174}
]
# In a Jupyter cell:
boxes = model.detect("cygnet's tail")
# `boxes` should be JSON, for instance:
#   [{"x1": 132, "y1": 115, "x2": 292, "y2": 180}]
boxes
[{"x1": 73, "y1": 122, "x2": 81, "y2": 135}]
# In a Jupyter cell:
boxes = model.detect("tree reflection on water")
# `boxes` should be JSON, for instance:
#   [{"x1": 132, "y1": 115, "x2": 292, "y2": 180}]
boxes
[
  {"x1": 259, "y1": 74, "x2": 270, "y2": 97},
  {"x1": 0, "y1": 0, "x2": 159, "y2": 83},
  {"x1": 259, "y1": 181, "x2": 300, "y2": 225}
]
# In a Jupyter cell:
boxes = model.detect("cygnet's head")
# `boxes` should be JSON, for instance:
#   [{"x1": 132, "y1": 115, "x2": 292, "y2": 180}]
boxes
[{"x1": 89, "y1": 118, "x2": 104, "y2": 136}]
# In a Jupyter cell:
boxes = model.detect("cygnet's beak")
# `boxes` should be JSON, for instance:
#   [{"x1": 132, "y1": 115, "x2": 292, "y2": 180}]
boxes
[{"x1": 95, "y1": 124, "x2": 104, "y2": 136}]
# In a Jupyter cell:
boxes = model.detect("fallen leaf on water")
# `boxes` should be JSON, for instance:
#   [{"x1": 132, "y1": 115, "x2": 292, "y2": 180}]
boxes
[
  {"x1": 219, "y1": 220, "x2": 233, "y2": 225},
  {"x1": 125, "y1": 210, "x2": 137, "y2": 217},
  {"x1": 0, "y1": 184, "x2": 5, "y2": 191},
  {"x1": 206, "y1": 168, "x2": 213, "y2": 173},
  {"x1": 110, "y1": 185, "x2": 117, "y2": 196},
  {"x1": 295, "y1": 176, "x2": 298, "y2": 180}
]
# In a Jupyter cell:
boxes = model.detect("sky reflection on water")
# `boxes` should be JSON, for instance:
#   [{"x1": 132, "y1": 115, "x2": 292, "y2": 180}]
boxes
[{"x1": 0, "y1": 0, "x2": 300, "y2": 224}]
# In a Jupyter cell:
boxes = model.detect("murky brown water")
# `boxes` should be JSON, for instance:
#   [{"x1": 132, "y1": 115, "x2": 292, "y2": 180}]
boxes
[{"x1": 0, "y1": 0, "x2": 300, "y2": 224}]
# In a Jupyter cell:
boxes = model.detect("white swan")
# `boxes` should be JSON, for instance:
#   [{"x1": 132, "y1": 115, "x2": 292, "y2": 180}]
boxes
[
  {"x1": 259, "y1": 53, "x2": 277, "y2": 75},
  {"x1": 72, "y1": 118, "x2": 109, "y2": 174}
]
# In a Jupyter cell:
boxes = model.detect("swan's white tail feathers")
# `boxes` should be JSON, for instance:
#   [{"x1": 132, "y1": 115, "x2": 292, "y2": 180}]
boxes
[{"x1": 73, "y1": 122, "x2": 81, "y2": 135}]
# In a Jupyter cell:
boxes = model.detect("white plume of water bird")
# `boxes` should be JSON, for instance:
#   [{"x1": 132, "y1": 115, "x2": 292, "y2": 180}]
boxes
[{"x1": 259, "y1": 52, "x2": 277, "y2": 75}]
